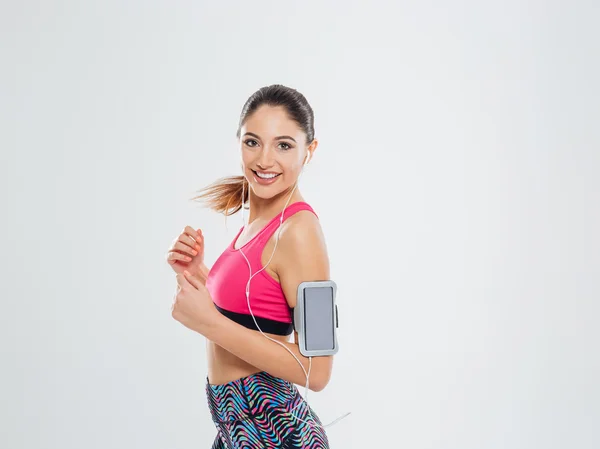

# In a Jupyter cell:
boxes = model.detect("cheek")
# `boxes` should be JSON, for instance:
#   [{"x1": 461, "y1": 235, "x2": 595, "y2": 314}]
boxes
[
  {"x1": 240, "y1": 149, "x2": 252, "y2": 167},
  {"x1": 281, "y1": 163, "x2": 303, "y2": 181},
  {"x1": 292, "y1": 158, "x2": 305, "y2": 173},
  {"x1": 284, "y1": 154, "x2": 304, "y2": 171}
]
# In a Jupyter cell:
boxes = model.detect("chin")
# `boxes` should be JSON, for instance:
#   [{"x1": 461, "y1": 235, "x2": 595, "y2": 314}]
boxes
[
  {"x1": 249, "y1": 183, "x2": 285, "y2": 200},
  {"x1": 248, "y1": 180, "x2": 293, "y2": 202}
]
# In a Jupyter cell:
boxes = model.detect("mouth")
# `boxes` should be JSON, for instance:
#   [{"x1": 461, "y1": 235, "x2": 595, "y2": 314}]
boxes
[{"x1": 251, "y1": 169, "x2": 281, "y2": 185}]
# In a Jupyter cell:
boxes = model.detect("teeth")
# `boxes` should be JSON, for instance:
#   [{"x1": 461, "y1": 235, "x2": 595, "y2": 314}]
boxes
[{"x1": 256, "y1": 171, "x2": 279, "y2": 179}]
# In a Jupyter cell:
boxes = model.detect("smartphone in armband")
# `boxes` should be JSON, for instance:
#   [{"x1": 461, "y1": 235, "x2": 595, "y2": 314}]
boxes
[{"x1": 293, "y1": 280, "x2": 339, "y2": 357}]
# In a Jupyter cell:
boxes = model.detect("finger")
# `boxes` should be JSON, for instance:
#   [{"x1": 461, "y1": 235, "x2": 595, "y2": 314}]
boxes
[
  {"x1": 183, "y1": 270, "x2": 203, "y2": 290},
  {"x1": 183, "y1": 226, "x2": 203, "y2": 243},
  {"x1": 179, "y1": 229, "x2": 203, "y2": 251},
  {"x1": 166, "y1": 251, "x2": 193, "y2": 265},
  {"x1": 176, "y1": 272, "x2": 191, "y2": 289},
  {"x1": 171, "y1": 290, "x2": 178, "y2": 310},
  {"x1": 172, "y1": 241, "x2": 199, "y2": 257},
  {"x1": 175, "y1": 273, "x2": 184, "y2": 288},
  {"x1": 179, "y1": 233, "x2": 201, "y2": 249}
]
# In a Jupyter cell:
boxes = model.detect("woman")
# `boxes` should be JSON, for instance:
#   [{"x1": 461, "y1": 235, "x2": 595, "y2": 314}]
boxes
[{"x1": 166, "y1": 84, "x2": 333, "y2": 448}]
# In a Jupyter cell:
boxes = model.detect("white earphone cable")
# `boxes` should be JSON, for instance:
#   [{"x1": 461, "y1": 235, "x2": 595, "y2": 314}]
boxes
[{"x1": 237, "y1": 159, "x2": 350, "y2": 429}]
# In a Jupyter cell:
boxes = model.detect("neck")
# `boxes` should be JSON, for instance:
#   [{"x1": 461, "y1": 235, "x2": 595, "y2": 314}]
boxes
[{"x1": 246, "y1": 184, "x2": 304, "y2": 224}]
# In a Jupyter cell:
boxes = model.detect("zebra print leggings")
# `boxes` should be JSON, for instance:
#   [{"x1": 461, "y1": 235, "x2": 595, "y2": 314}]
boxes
[{"x1": 206, "y1": 371, "x2": 330, "y2": 448}]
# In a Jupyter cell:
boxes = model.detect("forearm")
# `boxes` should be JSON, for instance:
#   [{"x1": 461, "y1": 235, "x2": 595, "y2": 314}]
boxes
[{"x1": 202, "y1": 315, "x2": 331, "y2": 391}]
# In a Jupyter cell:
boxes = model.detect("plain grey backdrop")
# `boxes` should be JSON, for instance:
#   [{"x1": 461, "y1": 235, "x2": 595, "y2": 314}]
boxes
[{"x1": 1, "y1": 1, "x2": 598, "y2": 448}]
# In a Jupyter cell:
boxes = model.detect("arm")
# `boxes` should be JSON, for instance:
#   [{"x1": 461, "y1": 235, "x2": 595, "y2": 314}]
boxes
[
  {"x1": 195, "y1": 263, "x2": 210, "y2": 285},
  {"x1": 202, "y1": 211, "x2": 333, "y2": 392}
]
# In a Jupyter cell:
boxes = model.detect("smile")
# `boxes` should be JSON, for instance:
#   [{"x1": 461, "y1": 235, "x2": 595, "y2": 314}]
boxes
[
  {"x1": 252, "y1": 170, "x2": 281, "y2": 180},
  {"x1": 251, "y1": 169, "x2": 281, "y2": 185}
]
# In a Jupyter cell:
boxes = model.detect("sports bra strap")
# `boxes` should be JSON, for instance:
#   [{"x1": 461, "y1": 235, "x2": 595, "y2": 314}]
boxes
[{"x1": 253, "y1": 201, "x2": 318, "y2": 249}]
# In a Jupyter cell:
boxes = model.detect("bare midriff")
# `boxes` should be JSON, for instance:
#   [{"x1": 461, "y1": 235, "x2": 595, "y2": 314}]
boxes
[{"x1": 206, "y1": 332, "x2": 291, "y2": 385}]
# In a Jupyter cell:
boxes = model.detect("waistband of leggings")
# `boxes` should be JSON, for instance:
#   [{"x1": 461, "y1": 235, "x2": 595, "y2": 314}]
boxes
[{"x1": 205, "y1": 371, "x2": 299, "y2": 423}]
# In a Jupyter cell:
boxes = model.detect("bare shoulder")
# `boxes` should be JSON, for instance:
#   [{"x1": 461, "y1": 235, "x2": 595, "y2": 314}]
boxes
[
  {"x1": 278, "y1": 210, "x2": 328, "y2": 257},
  {"x1": 275, "y1": 209, "x2": 330, "y2": 308}
]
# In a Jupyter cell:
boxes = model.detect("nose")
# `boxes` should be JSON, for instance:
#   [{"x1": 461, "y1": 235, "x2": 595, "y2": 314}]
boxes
[{"x1": 256, "y1": 147, "x2": 275, "y2": 168}]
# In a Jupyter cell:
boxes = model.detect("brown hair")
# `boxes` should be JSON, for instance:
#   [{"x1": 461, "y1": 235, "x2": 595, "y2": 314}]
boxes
[{"x1": 192, "y1": 84, "x2": 315, "y2": 216}]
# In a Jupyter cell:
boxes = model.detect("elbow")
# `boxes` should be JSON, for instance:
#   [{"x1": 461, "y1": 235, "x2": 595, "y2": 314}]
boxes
[
  {"x1": 310, "y1": 380, "x2": 327, "y2": 393},
  {"x1": 309, "y1": 378, "x2": 326, "y2": 393},
  {"x1": 309, "y1": 368, "x2": 332, "y2": 393}
]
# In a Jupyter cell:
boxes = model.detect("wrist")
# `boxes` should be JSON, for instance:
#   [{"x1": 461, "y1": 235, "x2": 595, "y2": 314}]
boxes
[
  {"x1": 200, "y1": 263, "x2": 210, "y2": 276},
  {"x1": 195, "y1": 263, "x2": 210, "y2": 284}
]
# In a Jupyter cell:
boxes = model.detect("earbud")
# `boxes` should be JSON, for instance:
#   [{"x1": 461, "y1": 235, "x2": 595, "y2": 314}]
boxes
[{"x1": 304, "y1": 152, "x2": 312, "y2": 167}]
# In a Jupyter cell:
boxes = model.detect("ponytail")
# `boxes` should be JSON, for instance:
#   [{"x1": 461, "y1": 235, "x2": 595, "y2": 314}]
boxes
[{"x1": 192, "y1": 176, "x2": 249, "y2": 216}]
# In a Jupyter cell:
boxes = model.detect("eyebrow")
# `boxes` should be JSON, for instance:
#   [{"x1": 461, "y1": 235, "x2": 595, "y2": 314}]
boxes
[{"x1": 243, "y1": 132, "x2": 297, "y2": 143}]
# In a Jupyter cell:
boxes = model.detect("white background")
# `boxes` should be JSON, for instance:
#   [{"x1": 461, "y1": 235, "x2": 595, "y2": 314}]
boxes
[{"x1": 1, "y1": 1, "x2": 599, "y2": 448}]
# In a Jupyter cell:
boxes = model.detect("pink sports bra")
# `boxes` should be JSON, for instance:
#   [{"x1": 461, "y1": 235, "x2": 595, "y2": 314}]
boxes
[{"x1": 205, "y1": 201, "x2": 318, "y2": 336}]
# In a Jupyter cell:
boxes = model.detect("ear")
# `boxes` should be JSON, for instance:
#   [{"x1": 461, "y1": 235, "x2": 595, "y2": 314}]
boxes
[{"x1": 305, "y1": 139, "x2": 319, "y2": 165}]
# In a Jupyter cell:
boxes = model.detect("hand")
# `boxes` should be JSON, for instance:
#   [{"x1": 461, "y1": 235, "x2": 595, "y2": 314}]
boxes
[
  {"x1": 171, "y1": 270, "x2": 220, "y2": 335},
  {"x1": 166, "y1": 226, "x2": 208, "y2": 282}
]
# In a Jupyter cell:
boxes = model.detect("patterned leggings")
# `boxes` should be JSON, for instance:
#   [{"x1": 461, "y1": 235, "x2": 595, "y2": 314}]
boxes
[{"x1": 206, "y1": 371, "x2": 330, "y2": 449}]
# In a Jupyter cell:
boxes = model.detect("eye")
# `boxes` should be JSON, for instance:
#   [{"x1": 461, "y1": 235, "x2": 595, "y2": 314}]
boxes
[
  {"x1": 278, "y1": 142, "x2": 292, "y2": 150},
  {"x1": 244, "y1": 139, "x2": 258, "y2": 147}
]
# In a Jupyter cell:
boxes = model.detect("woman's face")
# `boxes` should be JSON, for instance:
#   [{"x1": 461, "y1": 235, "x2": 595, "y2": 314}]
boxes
[{"x1": 239, "y1": 105, "x2": 316, "y2": 201}]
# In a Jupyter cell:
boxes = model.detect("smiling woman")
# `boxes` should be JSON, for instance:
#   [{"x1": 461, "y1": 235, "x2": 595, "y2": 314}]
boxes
[
  {"x1": 195, "y1": 89, "x2": 316, "y2": 217},
  {"x1": 243, "y1": 132, "x2": 303, "y2": 186},
  {"x1": 166, "y1": 84, "x2": 334, "y2": 448}
]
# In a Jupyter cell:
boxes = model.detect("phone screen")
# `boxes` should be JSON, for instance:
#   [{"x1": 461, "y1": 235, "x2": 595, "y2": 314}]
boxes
[{"x1": 303, "y1": 286, "x2": 335, "y2": 351}]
